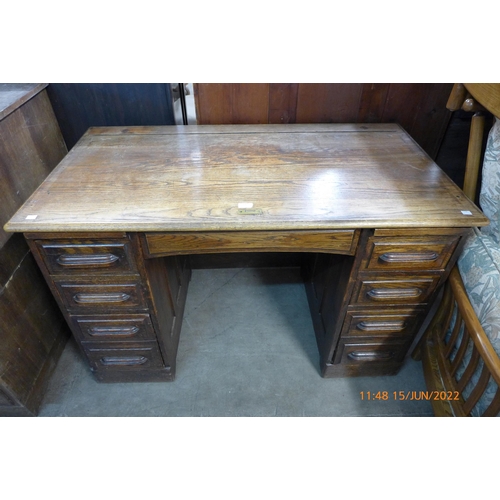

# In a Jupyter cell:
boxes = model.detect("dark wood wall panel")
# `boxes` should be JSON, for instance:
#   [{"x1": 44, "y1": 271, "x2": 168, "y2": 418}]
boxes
[
  {"x1": 381, "y1": 83, "x2": 425, "y2": 130},
  {"x1": 194, "y1": 83, "x2": 454, "y2": 159},
  {"x1": 407, "y1": 83, "x2": 456, "y2": 159},
  {"x1": 295, "y1": 83, "x2": 364, "y2": 123},
  {"x1": 358, "y1": 83, "x2": 391, "y2": 122},
  {"x1": 268, "y1": 83, "x2": 299, "y2": 124},
  {"x1": 47, "y1": 84, "x2": 175, "y2": 150},
  {"x1": 195, "y1": 83, "x2": 270, "y2": 124}
]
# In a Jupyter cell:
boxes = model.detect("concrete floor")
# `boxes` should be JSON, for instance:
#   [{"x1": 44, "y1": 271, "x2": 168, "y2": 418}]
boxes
[{"x1": 39, "y1": 266, "x2": 433, "y2": 417}]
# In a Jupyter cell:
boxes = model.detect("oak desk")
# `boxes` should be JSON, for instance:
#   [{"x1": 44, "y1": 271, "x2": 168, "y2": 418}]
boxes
[{"x1": 4, "y1": 124, "x2": 488, "y2": 382}]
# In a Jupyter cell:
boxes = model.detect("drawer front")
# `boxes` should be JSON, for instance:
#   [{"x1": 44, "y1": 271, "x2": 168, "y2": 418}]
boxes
[
  {"x1": 55, "y1": 281, "x2": 147, "y2": 312},
  {"x1": 362, "y1": 236, "x2": 459, "y2": 272},
  {"x1": 334, "y1": 340, "x2": 409, "y2": 365},
  {"x1": 352, "y1": 276, "x2": 440, "y2": 305},
  {"x1": 70, "y1": 314, "x2": 155, "y2": 342},
  {"x1": 145, "y1": 229, "x2": 359, "y2": 257},
  {"x1": 36, "y1": 240, "x2": 136, "y2": 275},
  {"x1": 81, "y1": 341, "x2": 164, "y2": 371},
  {"x1": 341, "y1": 307, "x2": 425, "y2": 338}
]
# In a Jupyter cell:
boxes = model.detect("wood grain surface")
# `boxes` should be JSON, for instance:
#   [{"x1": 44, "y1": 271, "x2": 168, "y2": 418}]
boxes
[
  {"x1": 4, "y1": 123, "x2": 488, "y2": 233},
  {"x1": 0, "y1": 83, "x2": 47, "y2": 120}
]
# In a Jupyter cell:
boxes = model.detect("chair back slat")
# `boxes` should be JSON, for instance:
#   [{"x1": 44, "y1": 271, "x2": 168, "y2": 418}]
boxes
[
  {"x1": 444, "y1": 310, "x2": 463, "y2": 359},
  {"x1": 438, "y1": 286, "x2": 455, "y2": 343},
  {"x1": 450, "y1": 323, "x2": 470, "y2": 376},
  {"x1": 456, "y1": 343, "x2": 481, "y2": 392},
  {"x1": 463, "y1": 363, "x2": 491, "y2": 415},
  {"x1": 482, "y1": 387, "x2": 500, "y2": 417}
]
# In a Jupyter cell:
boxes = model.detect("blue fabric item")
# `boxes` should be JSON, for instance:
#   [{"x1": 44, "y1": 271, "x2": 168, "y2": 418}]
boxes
[
  {"x1": 447, "y1": 118, "x2": 500, "y2": 416},
  {"x1": 455, "y1": 229, "x2": 500, "y2": 415},
  {"x1": 480, "y1": 118, "x2": 500, "y2": 244}
]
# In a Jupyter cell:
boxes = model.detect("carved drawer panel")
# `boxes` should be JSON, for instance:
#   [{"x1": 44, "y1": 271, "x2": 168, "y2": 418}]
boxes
[
  {"x1": 334, "y1": 339, "x2": 409, "y2": 365},
  {"x1": 35, "y1": 240, "x2": 136, "y2": 275},
  {"x1": 341, "y1": 307, "x2": 425, "y2": 338},
  {"x1": 352, "y1": 276, "x2": 440, "y2": 305},
  {"x1": 81, "y1": 341, "x2": 164, "y2": 371},
  {"x1": 54, "y1": 279, "x2": 147, "y2": 312},
  {"x1": 361, "y1": 235, "x2": 460, "y2": 272},
  {"x1": 69, "y1": 314, "x2": 155, "y2": 342}
]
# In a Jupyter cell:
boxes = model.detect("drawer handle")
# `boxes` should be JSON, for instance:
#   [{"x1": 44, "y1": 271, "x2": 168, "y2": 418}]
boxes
[
  {"x1": 379, "y1": 251, "x2": 439, "y2": 263},
  {"x1": 367, "y1": 287, "x2": 422, "y2": 300},
  {"x1": 357, "y1": 320, "x2": 406, "y2": 332},
  {"x1": 348, "y1": 350, "x2": 394, "y2": 361},
  {"x1": 89, "y1": 325, "x2": 140, "y2": 337},
  {"x1": 73, "y1": 292, "x2": 131, "y2": 304},
  {"x1": 100, "y1": 356, "x2": 148, "y2": 366},
  {"x1": 57, "y1": 253, "x2": 119, "y2": 267}
]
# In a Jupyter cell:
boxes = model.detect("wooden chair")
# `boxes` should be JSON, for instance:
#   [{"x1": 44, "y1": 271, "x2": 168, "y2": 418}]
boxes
[{"x1": 413, "y1": 83, "x2": 500, "y2": 416}]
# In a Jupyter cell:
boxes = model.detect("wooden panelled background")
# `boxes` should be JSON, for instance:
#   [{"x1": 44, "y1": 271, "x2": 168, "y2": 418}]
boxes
[
  {"x1": 194, "y1": 83, "x2": 454, "y2": 159},
  {"x1": 0, "y1": 85, "x2": 69, "y2": 416}
]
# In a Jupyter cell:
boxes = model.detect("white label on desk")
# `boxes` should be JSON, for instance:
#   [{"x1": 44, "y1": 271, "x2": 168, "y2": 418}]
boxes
[
  {"x1": 238, "y1": 202, "x2": 254, "y2": 209},
  {"x1": 461, "y1": 210, "x2": 473, "y2": 215},
  {"x1": 25, "y1": 215, "x2": 38, "y2": 220}
]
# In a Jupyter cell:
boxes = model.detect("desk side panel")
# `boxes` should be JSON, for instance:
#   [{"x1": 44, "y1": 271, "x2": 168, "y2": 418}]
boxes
[{"x1": 137, "y1": 234, "x2": 191, "y2": 372}]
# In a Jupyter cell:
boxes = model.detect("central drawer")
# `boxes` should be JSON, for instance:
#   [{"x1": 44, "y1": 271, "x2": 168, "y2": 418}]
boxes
[{"x1": 144, "y1": 230, "x2": 360, "y2": 257}]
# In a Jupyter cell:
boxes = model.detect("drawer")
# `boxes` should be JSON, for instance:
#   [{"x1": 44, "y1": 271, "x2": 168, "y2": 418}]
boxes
[
  {"x1": 35, "y1": 240, "x2": 136, "y2": 275},
  {"x1": 55, "y1": 279, "x2": 147, "y2": 312},
  {"x1": 352, "y1": 276, "x2": 440, "y2": 305},
  {"x1": 81, "y1": 341, "x2": 164, "y2": 371},
  {"x1": 362, "y1": 235, "x2": 459, "y2": 271},
  {"x1": 334, "y1": 339, "x2": 409, "y2": 365},
  {"x1": 69, "y1": 314, "x2": 155, "y2": 342},
  {"x1": 341, "y1": 307, "x2": 425, "y2": 338},
  {"x1": 144, "y1": 229, "x2": 360, "y2": 257}
]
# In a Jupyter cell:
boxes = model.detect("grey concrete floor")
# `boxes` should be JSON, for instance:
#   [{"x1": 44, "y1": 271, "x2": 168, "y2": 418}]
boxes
[{"x1": 39, "y1": 267, "x2": 434, "y2": 417}]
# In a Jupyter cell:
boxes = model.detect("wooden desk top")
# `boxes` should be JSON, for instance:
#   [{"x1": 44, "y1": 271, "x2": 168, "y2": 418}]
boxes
[{"x1": 4, "y1": 123, "x2": 489, "y2": 233}]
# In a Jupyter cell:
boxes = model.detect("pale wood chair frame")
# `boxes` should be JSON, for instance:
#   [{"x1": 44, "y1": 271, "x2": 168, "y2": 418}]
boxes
[{"x1": 414, "y1": 83, "x2": 500, "y2": 416}]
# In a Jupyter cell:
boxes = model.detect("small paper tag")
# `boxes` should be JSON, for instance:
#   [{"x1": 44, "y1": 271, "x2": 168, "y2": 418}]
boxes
[
  {"x1": 461, "y1": 210, "x2": 472, "y2": 216},
  {"x1": 25, "y1": 215, "x2": 38, "y2": 220},
  {"x1": 238, "y1": 208, "x2": 263, "y2": 215},
  {"x1": 238, "y1": 202, "x2": 254, "y2": 209}
]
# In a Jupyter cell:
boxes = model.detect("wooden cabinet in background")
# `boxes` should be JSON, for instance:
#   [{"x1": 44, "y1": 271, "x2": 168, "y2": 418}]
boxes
[
  {"x1": 0, "y1": 84, "x2": 69, "y2": 416},
  {"x1": 46, "y1": 84, "x2": 176, "y2": 150},
  {"x1": 194, "y1": 83, "x2": 453, "y2": 159}
]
